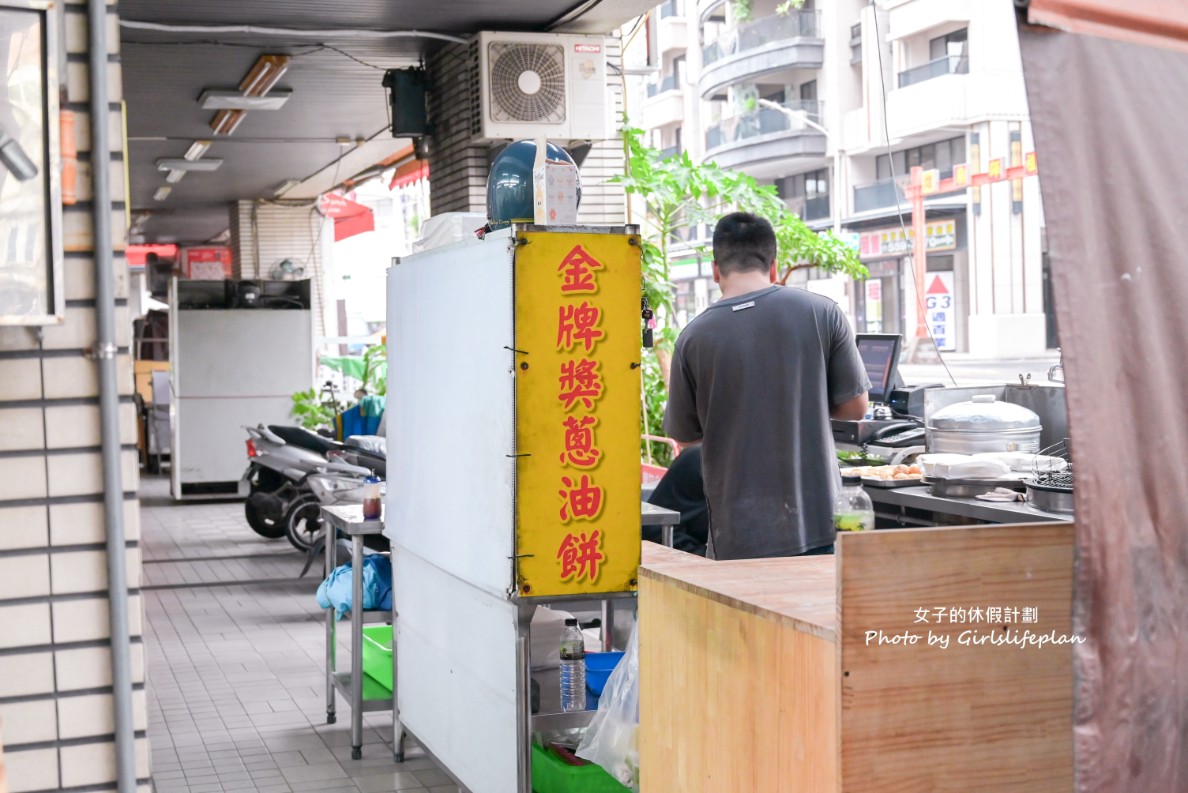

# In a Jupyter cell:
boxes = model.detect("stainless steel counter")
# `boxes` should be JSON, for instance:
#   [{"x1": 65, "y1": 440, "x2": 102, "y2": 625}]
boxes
[{"x1": 866, "y1": 485, "x2": 1073, "y2": 525}]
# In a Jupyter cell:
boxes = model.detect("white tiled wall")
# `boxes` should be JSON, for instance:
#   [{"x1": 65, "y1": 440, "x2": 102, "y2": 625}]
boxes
[{"x1": 0, "y1": 4, "x2": 149, "y2": 792}]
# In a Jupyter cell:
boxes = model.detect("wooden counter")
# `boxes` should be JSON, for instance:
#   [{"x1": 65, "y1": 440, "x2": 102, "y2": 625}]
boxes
[{"x1": 638, "y1": 523, "x2": 1075, "y2": 793}]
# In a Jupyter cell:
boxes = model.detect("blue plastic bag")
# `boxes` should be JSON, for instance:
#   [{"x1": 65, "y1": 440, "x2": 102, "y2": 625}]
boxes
[{"x1": 316, "y1": 555, "x2": 392, "y2": 619}]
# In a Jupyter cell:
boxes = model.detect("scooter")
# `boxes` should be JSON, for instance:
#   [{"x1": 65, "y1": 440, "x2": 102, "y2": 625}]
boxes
[
  {"x1": 243, "y1": 424, "x2": 388, "y2": 548},
  {"x1": 241, "y1": 425, "x2": 333, "y2": 539},
  {"x1": 285, "y1": 460, "x2": 382, "y2": 553}
]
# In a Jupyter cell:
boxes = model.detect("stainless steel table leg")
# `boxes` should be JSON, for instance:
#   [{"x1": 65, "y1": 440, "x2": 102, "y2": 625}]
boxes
[
  {"x1": 661, "y1": 523, "x2": 674, "y2": 548},
  {"x1": 600, "y1": 600, "x2": 614, "y2": 652},
  {"x1": 351, "y1": 534, "x2": 364, "y2": 760},
  {"x1": 325, "y1": 518, "x2": 336, "y2": 725},
  {"x1": 393, "y1": 720, "x2": 407, "y2": 763}
]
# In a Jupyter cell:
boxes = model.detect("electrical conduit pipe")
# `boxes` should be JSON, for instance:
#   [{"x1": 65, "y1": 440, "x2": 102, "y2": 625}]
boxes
[{"x1": 88, "y1": 0, "x2": 137, "y2": 789}]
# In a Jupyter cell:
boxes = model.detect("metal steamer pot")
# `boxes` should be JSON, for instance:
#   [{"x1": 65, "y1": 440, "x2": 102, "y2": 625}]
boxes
[{"x1": 926, "y1": 395, "x2": 1042, "y2": 454}]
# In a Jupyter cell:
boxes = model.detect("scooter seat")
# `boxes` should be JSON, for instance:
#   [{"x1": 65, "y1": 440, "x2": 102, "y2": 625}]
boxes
[
  {"x1": 345, "y1": 435, "x2": 386, "y2": 457},
  {"x1": 268, "y1": 425, "x2": 344, "y2": 456}
]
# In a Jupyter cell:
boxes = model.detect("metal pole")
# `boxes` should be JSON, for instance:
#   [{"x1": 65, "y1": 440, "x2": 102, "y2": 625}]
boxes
[{"x1": 88, "y1": 0, "x2": 137, "y2": 789}]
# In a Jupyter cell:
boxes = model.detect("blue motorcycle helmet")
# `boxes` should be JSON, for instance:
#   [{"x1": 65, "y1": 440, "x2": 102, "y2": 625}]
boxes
[{"x1": 486, "y1": 140, "x2": 581, "y2": 229}]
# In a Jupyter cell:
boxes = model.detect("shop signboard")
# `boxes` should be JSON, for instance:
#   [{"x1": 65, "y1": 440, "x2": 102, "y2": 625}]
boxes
[
  {"x1": 513, "y1": 230, "x2": 642, "y2": 597},
  {"x1": 181, "y1": 246, "x2": 232, "y2": 280},
  {"x1": 858, "y1": 219, "x2": 957, "y2": 259},
  {"x1": 925, "y1": 271, "x2": 956, "y2": 352},
  {"x1": 865, "y1": 279, "x2": 882, "y2": 325}
]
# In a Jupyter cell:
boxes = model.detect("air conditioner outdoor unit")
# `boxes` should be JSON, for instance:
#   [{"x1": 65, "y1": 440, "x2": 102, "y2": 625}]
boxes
[{"x1": 473, "y1": 31, "x2": 611, "y2": 142}]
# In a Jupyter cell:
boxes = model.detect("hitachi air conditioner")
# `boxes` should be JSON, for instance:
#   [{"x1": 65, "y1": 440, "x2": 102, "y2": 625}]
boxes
[{"x1": 473, "y1": 31, "x2": 611, "y2": 142}]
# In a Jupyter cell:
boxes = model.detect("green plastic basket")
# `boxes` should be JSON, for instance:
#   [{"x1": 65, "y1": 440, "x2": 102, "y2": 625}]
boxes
[
  {"x1": 361, "y1": 624, "x2": 393, "y2": 692},
  {"x1": 531, "y1": 742, "x2": 630, "y2": 793}
]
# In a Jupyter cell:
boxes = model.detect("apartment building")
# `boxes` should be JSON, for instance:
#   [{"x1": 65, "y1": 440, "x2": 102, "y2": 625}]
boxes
[{"x1": 632, "y1": 0, "x2": 1053, "y2": 356}]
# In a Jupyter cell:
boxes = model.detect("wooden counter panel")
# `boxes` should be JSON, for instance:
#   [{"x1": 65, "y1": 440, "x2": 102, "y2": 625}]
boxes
[
  {"x1": 640, "y1": 556, "x2": 837, "y2": 640},
  {"x1": 837, "y1": 523, "x2": 1075, "y2": 793},
  {"x1": 640, "y1": 540, "x2": 706, "y2": 567},
  {"x1": 640, "y1": 574, "x2": 838, "y2": 793}
]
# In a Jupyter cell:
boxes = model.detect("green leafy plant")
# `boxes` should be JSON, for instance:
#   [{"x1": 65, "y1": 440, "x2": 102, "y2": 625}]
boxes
[
  {"x1": 290, "y1": 388, "x2": 338, "y2": 431},
  {"x1": 616, "y1": 124, "x2": 868, "y2": 462},
  {"x1": 291, "y1": 343, "x2": 387, "y2": 430},
  {"x1": 731, "y1": 0, "x2": 752, "y2": 23},
  {"x1": 775, "y1": 0, "x2": 805, "y2": 15}
]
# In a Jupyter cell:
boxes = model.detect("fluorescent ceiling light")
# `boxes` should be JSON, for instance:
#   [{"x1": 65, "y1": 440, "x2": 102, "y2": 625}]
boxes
[
  {"x1": 183, "y1": 140, "x2": 211, "y2": 160},
  {"x1": 153, "y1": 186, "x2": 172, "y2": 201},
  {"x1": 210, "y1": 108, "x2": 247, "y2": 136},
  {"x1": 165, "y1": 170, "x2": 186, "y2": 184},
  {"x1": 241, "y1": 55, "x2": 290, "y2": 97},
  {"x1": 156, "y1": 158, "x2": 223, "y2": 172},
  {"x1": 200, "y1": 90, "x2": 292, "y2": 110}
]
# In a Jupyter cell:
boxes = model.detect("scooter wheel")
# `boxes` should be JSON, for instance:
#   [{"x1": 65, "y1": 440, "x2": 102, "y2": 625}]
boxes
[
  {"x1": 285, "y1": 497, "x2": 324, "y2": 552},
  {"x1": 245, "y1": 495, "x2": 287, "y2": 539}
]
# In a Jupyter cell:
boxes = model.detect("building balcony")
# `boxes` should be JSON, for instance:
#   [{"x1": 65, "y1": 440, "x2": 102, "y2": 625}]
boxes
[
  {"x1": 897, "y1": 55, "x2": 969, "y2": 88},
  {"x1": 851, "y1": 177, "x2": 965, "y2": 216},
  {"x1": 852, "y1": 178, "x2": 908, "y2": 215},
  {"x1": 642, "y1": 75, "x2": 684, "y2": 129},
  {"x1": 697, "y1": 0, "x2": 726, "y2": 23},
  {"x1": 699, "y1": 11, "x2": 824, "y2": 100},
  {"x1": 646, "y1": 74, "x2": 680, "y2": 98},
  {"x1": 884, "y1": 69, "x2": 1028, "y2": 141},
  {"x1": 703, "y1": 100, "x2": 827, "y2": 178},
  {"x1": 785, "y1": 194, "x2": 831, "y2": 223},
  {"x1": 657, "y1": 0, "x2": 688, "y2": 53},
  {"x1": 659, "y1": 0, "x2": 683, "y2": 18},
  {"x1": 658, "y1": 145, "x2": 682, "y2": 160}
]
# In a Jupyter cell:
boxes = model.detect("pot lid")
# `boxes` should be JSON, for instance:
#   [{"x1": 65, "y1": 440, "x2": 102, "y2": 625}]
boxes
[{"x1": 928, "y1": 395, "x2": 1041, "y2": 431}]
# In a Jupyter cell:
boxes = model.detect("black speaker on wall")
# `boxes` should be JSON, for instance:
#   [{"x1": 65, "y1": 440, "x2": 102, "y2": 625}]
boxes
[{"x1": 382, "y1": 68, "x2": 429, "y2": 137}]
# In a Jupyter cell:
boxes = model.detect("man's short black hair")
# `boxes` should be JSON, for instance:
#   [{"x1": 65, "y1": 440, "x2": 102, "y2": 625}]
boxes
[{"x1": 712, "y1": 212, "x2": 777, "y2": 276}]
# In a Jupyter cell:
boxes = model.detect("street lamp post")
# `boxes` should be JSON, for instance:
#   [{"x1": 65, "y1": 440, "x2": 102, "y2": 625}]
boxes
[{"x1": 757, "y1": 98, "x2": 843, "y2": 236}]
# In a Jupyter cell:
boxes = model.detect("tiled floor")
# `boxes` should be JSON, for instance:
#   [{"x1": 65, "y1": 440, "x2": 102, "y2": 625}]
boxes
[{"x1": 141, "y1": 476, "x2": 460, "y2": 793}]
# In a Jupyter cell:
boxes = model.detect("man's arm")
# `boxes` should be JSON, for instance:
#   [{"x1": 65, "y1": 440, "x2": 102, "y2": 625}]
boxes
[
  {"x1": 825, "y1": 303, "x2": 872, "y2": 421},
  {"x1": 830, "y1": 392, "x2": 869, "y2": 421},
  {"x1": 662, "y1": 340, "x2": 703, "y2": 446}
]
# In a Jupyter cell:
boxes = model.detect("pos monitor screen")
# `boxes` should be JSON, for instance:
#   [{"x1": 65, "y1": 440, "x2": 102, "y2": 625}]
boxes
[{"x1": 855, "y1": 333, "x2": 903, "y2": 404}]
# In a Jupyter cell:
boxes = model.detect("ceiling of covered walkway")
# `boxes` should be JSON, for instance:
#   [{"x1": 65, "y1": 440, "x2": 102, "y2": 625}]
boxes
[{"x1": 119, "y1": 0, "x2": 653, "y2": 243}]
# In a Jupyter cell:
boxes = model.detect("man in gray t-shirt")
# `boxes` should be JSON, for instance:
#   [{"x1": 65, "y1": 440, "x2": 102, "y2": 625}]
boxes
[{"x1": 663, "y1": 212, "x2": 870, "y2": 560}]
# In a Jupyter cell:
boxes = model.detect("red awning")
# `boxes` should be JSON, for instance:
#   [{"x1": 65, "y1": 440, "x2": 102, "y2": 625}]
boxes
[
  {"x1": 319, "y1": 192, "x2": 376, "y2": 242},
  {"x1": 389, "y1": 159, "x2": 429, "y2": 190}
]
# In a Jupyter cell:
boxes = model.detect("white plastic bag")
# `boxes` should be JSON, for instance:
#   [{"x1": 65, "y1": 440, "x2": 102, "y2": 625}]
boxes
[{"x1": 576, "y1": 619, "x2": 640, "y2": 791}]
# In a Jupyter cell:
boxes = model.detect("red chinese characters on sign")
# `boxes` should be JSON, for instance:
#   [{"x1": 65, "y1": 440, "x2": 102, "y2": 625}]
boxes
[
  {"x1": 560, "y1": 416, "x2": 600, "y2": 468},
  {"x1": 556, "y1": 302, "x2": 604, "y2": 352},
  {"x1": 557, "y1": 530, "x2": 604, "y2": 583},
  {"x1": 557, "y1": 245, "x2": 605, "y2": 293},
  {"x1": 558, "y1": 359, "x2": 603, "y2": 411},
  {"x1": 551, "y1": 242, "x2": 614, "y2": 586},
  {"x1": 559, "y1": 474, "x2": 604, "y2": 522}
]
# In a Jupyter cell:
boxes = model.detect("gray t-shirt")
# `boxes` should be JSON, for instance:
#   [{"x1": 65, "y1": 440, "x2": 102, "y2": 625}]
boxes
[{"x1": 663, "y1": 285, "x2": 870, "y2": 560}]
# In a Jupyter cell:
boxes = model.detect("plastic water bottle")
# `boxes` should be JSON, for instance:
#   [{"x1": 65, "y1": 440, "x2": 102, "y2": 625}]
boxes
[
  {"x1": 833, "y1": 477, "x2": 875, "y2": 532},
  {"x1": 559, "y1": 618, "x2": 586, "y2": 712}
]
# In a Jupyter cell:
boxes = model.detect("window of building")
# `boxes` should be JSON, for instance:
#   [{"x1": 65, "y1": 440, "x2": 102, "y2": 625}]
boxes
[
  {"x1": 876, "y1": 136, "x2": 967, "y2": 181},
  {"x1": 799, "y1": 80, "x2": 818, "y2": 102},
  {"x1": 929, "y1": 28, "x2": 968, "y2": 63},
  {"x1": 781, "y1": 169, "x2": 829, "y2": 200},
  {"x1": 762, "y1": 88, "x2": 786, "y2": 104},
  {"x1": 672, "y1": 54, "x2": 686, "y2": 84}
]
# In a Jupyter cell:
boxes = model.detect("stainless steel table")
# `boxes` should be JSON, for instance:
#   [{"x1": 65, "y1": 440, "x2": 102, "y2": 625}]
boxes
[
  {"x1": 321, "y1": 504, "x2": 392, "y2": 760},
  {"x1": 866, "y1": 485, "x2": 1073, "y2": 525},
  {"x1": 641, "y1": 500, "x2": 681, "y2": 548}
]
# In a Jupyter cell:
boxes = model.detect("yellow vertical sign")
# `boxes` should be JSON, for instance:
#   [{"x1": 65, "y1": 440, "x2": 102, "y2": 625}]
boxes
[{"x1": 513, "y1": 230, "x2": 642, "y2": 598}]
